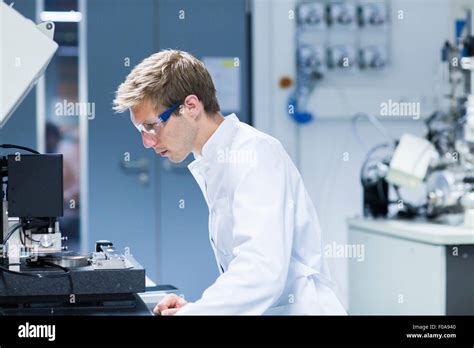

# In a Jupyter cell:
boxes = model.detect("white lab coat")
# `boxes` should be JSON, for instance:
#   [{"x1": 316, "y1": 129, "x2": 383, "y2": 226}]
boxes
[{"x1": 177, "y1": 114, "x2": 346, "y2": 315}]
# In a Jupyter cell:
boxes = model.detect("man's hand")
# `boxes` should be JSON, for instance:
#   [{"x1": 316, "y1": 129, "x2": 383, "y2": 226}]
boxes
[{"x1": 153, "y1": 294, "x2": 188, "y2": 316}]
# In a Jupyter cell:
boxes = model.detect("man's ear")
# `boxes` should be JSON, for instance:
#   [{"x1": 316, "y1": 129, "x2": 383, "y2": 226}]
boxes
[{"x1": 181, "y1": 95, "x2": 202, "y2": 119}]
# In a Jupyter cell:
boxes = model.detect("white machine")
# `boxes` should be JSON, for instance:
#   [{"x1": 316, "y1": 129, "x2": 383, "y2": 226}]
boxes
[
  {"x1": 360, "y1": 7, "x2": 474, "y2": 226},
  {"x1": 385, "y1": 134, "x2": 439, "y2": 189},
  {"x1": 0, "y1": 1, "x2": 58, "y2": 128}
]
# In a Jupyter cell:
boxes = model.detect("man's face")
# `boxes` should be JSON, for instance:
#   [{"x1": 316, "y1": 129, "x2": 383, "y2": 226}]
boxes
[{"x1": 131, "y1": 99, "x2": 198, "y2": 163}]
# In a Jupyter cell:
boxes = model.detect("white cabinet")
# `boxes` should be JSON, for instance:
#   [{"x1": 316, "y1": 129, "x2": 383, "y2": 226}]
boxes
[{"x1": 347, "y1": 217, "x2": 474, "y2": 315}]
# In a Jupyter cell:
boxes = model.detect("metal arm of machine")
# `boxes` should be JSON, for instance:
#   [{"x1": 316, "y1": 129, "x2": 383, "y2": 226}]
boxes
[{"x1": 0, "y1": 2, "x2": 58, "y2": 128}]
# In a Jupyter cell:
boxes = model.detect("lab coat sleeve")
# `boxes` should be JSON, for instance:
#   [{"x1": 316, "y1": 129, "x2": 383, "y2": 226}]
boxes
[{"x1": 177, "y1": 139, "x2": 294, "y2": 315}]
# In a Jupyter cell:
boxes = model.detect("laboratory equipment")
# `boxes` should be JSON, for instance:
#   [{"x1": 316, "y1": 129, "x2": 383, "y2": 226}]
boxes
[
  {"x1": 360, "y1": 8, "x2": 474, "y2": 224},
  {"x1": 0, "y1": 2, "x2": 147, "y2": 314}
]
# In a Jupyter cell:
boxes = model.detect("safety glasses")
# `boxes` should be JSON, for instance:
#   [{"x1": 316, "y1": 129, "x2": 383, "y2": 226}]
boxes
[{"x1": 130, "y1": 102, "x2": 181, "y2": 136}]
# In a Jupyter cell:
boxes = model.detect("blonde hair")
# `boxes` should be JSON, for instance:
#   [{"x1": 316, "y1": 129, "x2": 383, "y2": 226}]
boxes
[{"x1": 113, "y1": 49, "x2": 220, "y2": 114}]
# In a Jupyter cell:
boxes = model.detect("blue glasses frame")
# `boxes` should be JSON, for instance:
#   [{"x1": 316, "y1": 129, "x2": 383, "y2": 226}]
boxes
[
  {"x1": 157, "y1": 102, "x2": 181, "y2": 124},
  {"x1": 131, "y1": 102, "x2": 181, "y2": 135}
]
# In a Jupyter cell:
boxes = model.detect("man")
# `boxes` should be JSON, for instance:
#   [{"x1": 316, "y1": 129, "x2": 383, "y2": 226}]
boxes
[{"x1": 113, "y1": 50, "x2": 346, "y2": 315}]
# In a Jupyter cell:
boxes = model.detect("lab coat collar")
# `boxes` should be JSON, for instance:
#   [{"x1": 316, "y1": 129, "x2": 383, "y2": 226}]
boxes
[{"x1": 188, "y1": 113, "x2": 239, "y2": 171}]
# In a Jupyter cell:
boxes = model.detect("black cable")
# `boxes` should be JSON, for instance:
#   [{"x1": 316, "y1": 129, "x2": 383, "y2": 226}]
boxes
[
  {"x1": 19, "y1": 227, "x2": 24, "y2": 246},
  {"x1": 0, "y1": 144, "x2": 40, "y2": 154},
  {"x1": 0, "y1": 263, "x2": 40, "y2": 278},
  {"x1": 0, "y1": 256, "x2": 75, "y2": 295},
  {"x1": 0, "y1": 261, "x2": 70, "y2": 278},
  {"x1": 30, "y1": 261, "x2": 72, "y2": 278},
  {"x1": 39, "y1": 261, "x2": 75, "y2": 294},
  {"x1": 22, "y1": 228, "x2": 40, "y2": 243},
  {"x1": 0, "y1": 261, "x2": 75, "y2": 306},
  {"x1": 25, "y1": 234, "x2": 40, "y2": 243},
  {"x1": 2, "y1": 223, "x2": 22, "y2": 245},
  {"x1": 27, "y1": 260, "x2": 75, "y2": 294},
  {"x1": 0, "y1": 263, "x2": 42, "y2": 278}
]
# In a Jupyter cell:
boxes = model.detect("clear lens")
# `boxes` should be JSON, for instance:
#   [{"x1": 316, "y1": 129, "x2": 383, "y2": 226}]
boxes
[
  {"x1": 129, "y1": 109, "x2": 165, "y2": 137},
  {"x1": 142, "y1": 123, "x2": 157, "y2": 133},
  {"x1": 141, "y1": 120, "x2": 163, "y2": 135}
]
